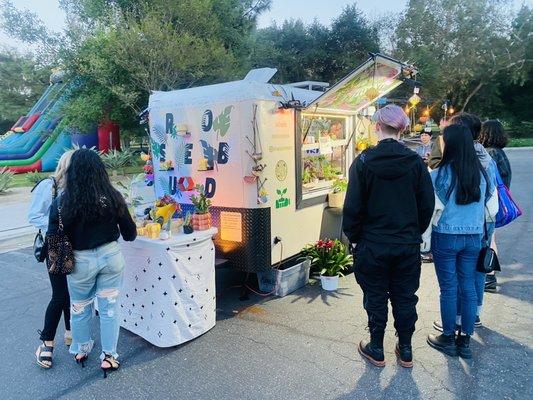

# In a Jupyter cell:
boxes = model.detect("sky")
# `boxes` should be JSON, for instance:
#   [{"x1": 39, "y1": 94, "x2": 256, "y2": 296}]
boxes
[{"x1": 1, "y1": 0, "x2": 531, "y2": 50}]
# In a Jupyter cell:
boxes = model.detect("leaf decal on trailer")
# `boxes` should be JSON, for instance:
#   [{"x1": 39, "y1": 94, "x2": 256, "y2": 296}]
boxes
[{"x1": 213, "y1": 105, "x2": 234, "y2": 137}]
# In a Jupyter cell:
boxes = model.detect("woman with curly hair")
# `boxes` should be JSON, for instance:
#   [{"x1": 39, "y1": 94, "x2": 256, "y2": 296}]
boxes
[
  {"x1": 479, "y1": 120, "x2": 512, "y2": 292},
  {"x1": 479, "y1": 120, "x2": 511, "y2": 188},
  {"x1": 47, "y1": 149, "x2": 136, "y2": 377}
]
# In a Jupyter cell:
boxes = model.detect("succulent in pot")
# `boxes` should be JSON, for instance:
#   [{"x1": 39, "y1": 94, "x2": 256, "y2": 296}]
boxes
[{"x1": 190, "y1": 184, "x2": 212, "y2": 231}]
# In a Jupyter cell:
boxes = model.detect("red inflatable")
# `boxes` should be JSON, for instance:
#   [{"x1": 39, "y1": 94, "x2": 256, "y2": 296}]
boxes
[
  {"x1": 10, "y1": 116, "x2": 26, "y2": 131},
  {"x1": 21, "y1": 113, "x2": 41, "y2": 132},
  {"x1": 98, "y1": 121, "x2": 120, "y2": 153},
  {"x1": 9, "y1": 160, "x2": 42, "y2": 174}
]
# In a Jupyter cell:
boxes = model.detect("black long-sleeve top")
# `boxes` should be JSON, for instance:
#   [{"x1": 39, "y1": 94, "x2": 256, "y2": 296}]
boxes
[
  {"x1": 342, "y1": 139, "x2": 435, "y2": 245},
  {"x1": 47, "y1": 196, "x2": 137, "y2": 251},
  {"x1": 486, "y1": 147, "x2": 512, "y2": 188}
]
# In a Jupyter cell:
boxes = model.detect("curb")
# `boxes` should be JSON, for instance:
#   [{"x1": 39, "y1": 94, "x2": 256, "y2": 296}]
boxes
[{"x1": 505, "y1": 146, "x2": 533, "y2": 151}]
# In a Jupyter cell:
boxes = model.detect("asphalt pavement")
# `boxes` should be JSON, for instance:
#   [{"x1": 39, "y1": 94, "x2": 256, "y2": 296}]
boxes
[{"x1": 0, "y1": 149, "x2": 531, "y2": 400}]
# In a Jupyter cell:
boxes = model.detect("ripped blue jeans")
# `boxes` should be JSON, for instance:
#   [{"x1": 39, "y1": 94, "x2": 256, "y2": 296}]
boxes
[{"x1": 67, "y1": 241, "x2": 125, "y2": 360}]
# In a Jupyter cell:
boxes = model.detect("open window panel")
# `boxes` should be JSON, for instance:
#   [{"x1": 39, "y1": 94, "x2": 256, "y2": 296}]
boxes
[
  {"x1": 295, "y1": 111, "x2": 352, "y2": 209},
  {"x1": 294, "y1": 53, "x2": 417, "y2": 209}
]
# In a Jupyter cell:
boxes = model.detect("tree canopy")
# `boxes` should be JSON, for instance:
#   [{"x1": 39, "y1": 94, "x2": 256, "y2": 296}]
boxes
[{"x1": 0, "y1": 0, "x2": 531, "y2": 138}]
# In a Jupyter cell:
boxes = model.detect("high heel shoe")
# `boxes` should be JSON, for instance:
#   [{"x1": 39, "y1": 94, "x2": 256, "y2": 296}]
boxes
[
  {"x1": 75, "y1": 354, "x2": 88, "y2": 368},
  {"x1": 101, "y1": 354, "x2": 120, "y2": 379}
]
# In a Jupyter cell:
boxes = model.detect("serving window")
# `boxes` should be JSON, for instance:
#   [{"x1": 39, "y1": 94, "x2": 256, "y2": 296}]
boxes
[{"x1": 295, "y1": 111, "x2": 352, "y2": 209}]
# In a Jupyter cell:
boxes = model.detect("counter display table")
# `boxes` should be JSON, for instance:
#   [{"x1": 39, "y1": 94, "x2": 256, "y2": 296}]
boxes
[{"x1": 118, "y1": 228, "x2": 218, "y2": 347}]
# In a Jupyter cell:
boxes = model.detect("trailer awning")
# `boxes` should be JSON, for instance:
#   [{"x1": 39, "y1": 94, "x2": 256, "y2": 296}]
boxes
[{"x1": 304, "y1": 54, "x2": 417, "y2": 115}]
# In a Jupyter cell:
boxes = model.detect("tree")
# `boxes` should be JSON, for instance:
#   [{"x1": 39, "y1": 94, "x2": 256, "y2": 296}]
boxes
[
  {"x1": 250, "y1": 5, "x2": 379, "y2": 84},
  {"x1": 1, "y1": 0, "x2": 272, "y2": 135},
  {"x1": 0, "y1": 47, "x2": 49, "y2": 132},
  {"x1": 394, "y1": 0, "x2": 532, "y2": 114}
]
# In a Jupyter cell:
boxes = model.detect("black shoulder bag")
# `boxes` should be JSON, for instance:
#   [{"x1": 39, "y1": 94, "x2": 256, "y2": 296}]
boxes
[
  {"x1": 33, "y1": 177, "x2": 58, "y2": 263},
  {"x1": 45, "y1": 206, "x2": 75, "y2": 275},
  {"x1": 477, "y1": 223, "x2": 501, "y2": 274}
]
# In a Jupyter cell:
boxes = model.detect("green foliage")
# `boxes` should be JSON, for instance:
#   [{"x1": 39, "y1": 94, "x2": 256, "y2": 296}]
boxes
[
  {"x1": 0, "y1": 47, "x2": 49, "y2": 130},
  {"x1": 100, "y1": 148, "x2": 134, "y2": 171},
  {"x1": 183, "y1": 211, "x2": 193, "y2": 227},
  {"x1": 393, "y1": 0, "x2": 532, "y2": 114},
  {"x1": 25, "y1": 171, "x2": 49, "y2": 185},
  {"x1": 116, "y1": 173, "x2": 144, "y2": 206},
  {"x1": 0, "y1": 167, "x2": 14, "y2": 193},
  {"x1": 301, "y1": 239, "x2": 353, "y2": 277},
  {"x1": 332, "y1": 178, "x2": 348, "y2": 193},
  {"x1": 190, "y1": 184, "x2": 212, "y2": 214},
  {"x1": 2, "y1": 0, "x2": 272, "y2": 136},
  {"x1": 251, "y1": 5, "x2": 379, "y2": 83},
  {"x1": 302, "y1": 169, "x2": 315, "y2": 185},
  {"x1": 508, "y1": 137, "x2": 533, "y2": 147}
]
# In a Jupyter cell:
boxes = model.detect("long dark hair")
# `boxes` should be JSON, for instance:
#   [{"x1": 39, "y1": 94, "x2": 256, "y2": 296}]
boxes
[
  {"x1": 479, "y1": 120, "x2": 508, "y2": 148},
  {"x1": 62, "y1": 149, "x2": 127, "y2": 223},
  {"x1": 438, "y1": 124, "x2": 487, "y2": 205}
]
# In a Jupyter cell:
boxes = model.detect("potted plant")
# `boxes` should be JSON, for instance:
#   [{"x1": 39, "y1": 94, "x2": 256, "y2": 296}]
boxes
[
  {"x1": 302, "y1": 159, "x2": 319, "y2": 189},
  {"x1": 301, "y1": 239, "x2": 353, "y2": 291},
  {"x1": 328, "y1": 178, "x2": 348, "y2": 208},
  {"x1": 183, "y1": 212, "x2": 193, "y2": 234},
  {"x1": 190, "y1": 184, "x2": 212, "y2": 231}
]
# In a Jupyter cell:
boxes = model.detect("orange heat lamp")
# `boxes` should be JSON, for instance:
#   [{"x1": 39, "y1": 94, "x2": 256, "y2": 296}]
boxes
[{"x1": 448, "y1": 107, "x2": 455, "y2": 115}]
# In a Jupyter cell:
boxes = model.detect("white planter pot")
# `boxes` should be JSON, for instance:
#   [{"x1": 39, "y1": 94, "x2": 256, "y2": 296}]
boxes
[
  {"x1": 320, "y1": 275, "x2": 340, "y2": 291},
  {"x1": 328, "y1": 191, "x2": 345, "y2": 208}
]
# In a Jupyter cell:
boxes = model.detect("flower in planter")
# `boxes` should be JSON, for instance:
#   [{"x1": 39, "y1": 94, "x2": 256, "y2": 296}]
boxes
[{"x1": 301, "y1": 239, "x2": 353, "y2": 277}]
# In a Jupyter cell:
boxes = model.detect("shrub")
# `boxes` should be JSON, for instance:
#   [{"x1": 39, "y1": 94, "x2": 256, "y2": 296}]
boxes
[
  {"x1": 0, "y1": 167, "x2": 14, "y2": 193},
  {"x1": 26, "y1": 171, "x2": 49, "y2": 185},
  {"x1": 101, "y1": 149, "x2": 134, "y2": 172}
]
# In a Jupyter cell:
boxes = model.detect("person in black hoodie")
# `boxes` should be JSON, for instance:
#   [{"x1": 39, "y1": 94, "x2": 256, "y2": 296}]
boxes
[{"x1": 343, "y1": 104, "x2": 435, "y2": 368}]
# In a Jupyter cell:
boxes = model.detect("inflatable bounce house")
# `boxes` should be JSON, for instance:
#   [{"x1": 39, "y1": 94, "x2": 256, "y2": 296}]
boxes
[{"x1": 0, "y1": 71, "x2": 120, "y2": 173}]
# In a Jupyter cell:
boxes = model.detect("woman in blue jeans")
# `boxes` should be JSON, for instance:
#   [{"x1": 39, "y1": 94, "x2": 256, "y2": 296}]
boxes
[
  {"x1": 48, "y1": 149, "x2": 136, "y2": 377},
  {"x1": 426, "y1": 125, "x2": 497, "y2": 359}
]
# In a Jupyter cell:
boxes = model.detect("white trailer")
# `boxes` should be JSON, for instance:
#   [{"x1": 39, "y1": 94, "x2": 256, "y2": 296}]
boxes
[{"x1": 147, "y1": 54, "x2": 417, "y2": 271}]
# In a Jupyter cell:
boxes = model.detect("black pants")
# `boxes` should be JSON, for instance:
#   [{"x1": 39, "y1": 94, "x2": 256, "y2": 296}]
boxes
[
  {"x1": 39, "y1": 273, "x2": 71, "y2": 341},
  {"x1": 354, "y1": 241, "x2": 421, "y2": 346}
]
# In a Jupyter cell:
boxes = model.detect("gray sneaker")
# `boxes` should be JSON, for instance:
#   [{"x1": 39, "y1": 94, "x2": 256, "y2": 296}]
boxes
[{"x1": 433, "y1": 319, "x2": 460, "y2": 332}]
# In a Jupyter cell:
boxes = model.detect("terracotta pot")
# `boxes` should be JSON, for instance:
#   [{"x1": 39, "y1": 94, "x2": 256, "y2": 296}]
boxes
[{"x1": 192, "y1": 212, "x2": 212, "y2": 231}]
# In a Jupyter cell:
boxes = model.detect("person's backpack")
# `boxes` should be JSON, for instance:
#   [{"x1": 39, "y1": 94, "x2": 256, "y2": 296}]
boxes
[
  {"x1": 495, "y1": 169, "x2": 522, "y2": 228},
  {"x1": 32, "y1": 177, "x2": 58, "y2": 262}
]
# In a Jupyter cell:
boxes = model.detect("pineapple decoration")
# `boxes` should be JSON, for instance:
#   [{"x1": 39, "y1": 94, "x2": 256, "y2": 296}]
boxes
[{"x1": 190, "y1": 184, "x2": 212, "y2": 231}]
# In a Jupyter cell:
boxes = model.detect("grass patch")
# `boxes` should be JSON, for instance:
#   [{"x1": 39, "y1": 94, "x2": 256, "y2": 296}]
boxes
[
  {"x1": 508, "y1": 138, "x2": 533, "y2": 147},
  {"x1": 10, "y1": 165, "x2": 143, "y2": 188}
]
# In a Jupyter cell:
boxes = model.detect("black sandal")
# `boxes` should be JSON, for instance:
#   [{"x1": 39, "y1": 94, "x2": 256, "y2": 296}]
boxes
[
  {"x1": 35, "y1": 342, "x2": 54, "y2": 369},
  {"x1": 101, "y1": 354, "x2": 120, "y2": 378},
  {"x1": 75, "y1": 353, "x2": 88, "y2": 368}
]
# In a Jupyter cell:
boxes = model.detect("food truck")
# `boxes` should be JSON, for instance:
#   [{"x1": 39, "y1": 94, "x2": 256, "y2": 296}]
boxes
[{"x1": 146, "y1": 53, "x2": 417, "y2": 272}]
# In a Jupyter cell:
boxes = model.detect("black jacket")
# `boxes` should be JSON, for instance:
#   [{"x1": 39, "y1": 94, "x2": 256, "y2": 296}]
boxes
[
  {"x1": 487, "y1": 147, "x2": 512, "y2": 188},
  {"x1": 342, "y1": 139, "x2": 435, "y2": 245},
  {"x1": 48, "y1": 196, "x2": 137, "y2": 251}
]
